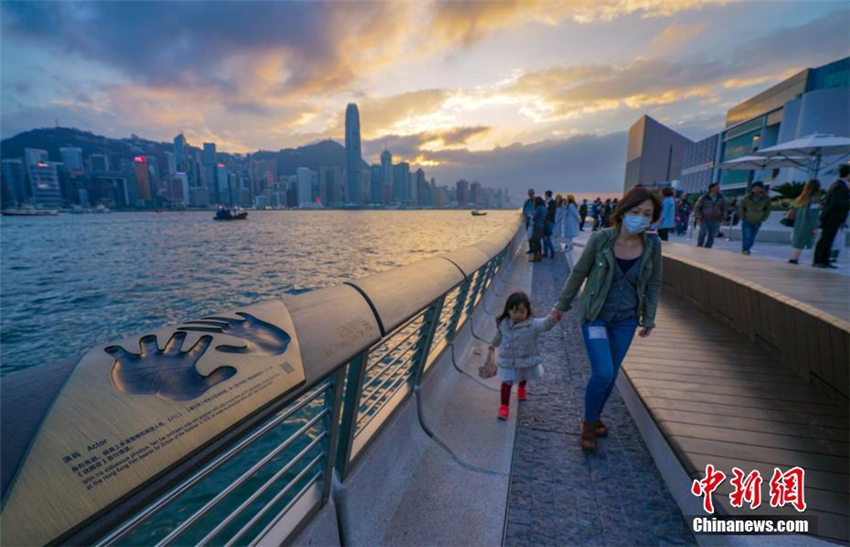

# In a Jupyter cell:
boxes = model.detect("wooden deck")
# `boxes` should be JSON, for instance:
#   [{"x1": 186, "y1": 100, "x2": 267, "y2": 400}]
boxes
[
  {"x1": 663, "y1": 242, "x2": 849, "y2": 324},
  {"x1": 623, "y1": 293, "x2": 849, "y2": 543}
]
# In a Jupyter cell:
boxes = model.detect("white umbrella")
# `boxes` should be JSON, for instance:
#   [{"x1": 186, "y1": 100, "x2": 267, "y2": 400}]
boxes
[
  {"x1": 716, "y1": 155, "x2": 809, "y2": 170},
  {"x1": 754, "y1": 133, "x2": 850, "y2": 175}
]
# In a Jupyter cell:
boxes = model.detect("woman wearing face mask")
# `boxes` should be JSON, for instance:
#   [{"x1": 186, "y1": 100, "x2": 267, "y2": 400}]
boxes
[{"x1": 549, "y1": 187, "x2": 663, "y2": 451}]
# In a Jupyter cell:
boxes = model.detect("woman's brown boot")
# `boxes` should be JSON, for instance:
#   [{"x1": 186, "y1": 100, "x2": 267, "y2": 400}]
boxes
[
  {"x1": 580, "y1": 420, "x2": 597, "y2": 451},
  {"x1": 595, "y1": 419, "x2": 608, "y2": 437}
]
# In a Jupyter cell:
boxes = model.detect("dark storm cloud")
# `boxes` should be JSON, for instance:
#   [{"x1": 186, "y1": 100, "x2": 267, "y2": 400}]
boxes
[
  {"x1": 362, "y1": 126, "x2": 491, "y2": 162},
  {"x1": 424, "y1": 132, "x2": 628, "y2": 195},
  {"x1": 1, "y1": 1, "x2": 329, "y2": 92}
]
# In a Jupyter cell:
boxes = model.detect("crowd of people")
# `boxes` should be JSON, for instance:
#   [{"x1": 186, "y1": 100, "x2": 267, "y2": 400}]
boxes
[{"x1": 521, "y1": 164, "x2": 849, "y2": 267}]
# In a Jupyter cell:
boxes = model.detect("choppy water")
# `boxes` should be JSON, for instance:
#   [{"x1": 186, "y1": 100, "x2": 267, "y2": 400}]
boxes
[{"x1": 1, "y1": 210, "x2": 515, "y2": 375}]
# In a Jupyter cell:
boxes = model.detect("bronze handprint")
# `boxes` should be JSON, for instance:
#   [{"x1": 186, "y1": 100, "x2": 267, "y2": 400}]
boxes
[
  {"x1": 177, "y1": 312, "x2": 292, "y2": 355},
  {"x1": 107, "y1": 332, "x2": 237, "y2": 401}
]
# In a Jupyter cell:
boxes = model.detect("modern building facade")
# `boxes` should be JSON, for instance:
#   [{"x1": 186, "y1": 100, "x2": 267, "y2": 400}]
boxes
[
  {"x1": 624, "y1": 115, "x2": 693, "y2": 191},
  {"x1": 203, "y1": 143, "x2": 218, "y2": 203},
  {"x1": 2, "y1": 159, "x2": 28, "y2": 205},
  {"x1": 680, "y1": 135, "x2": 720, "y2": 195},
  {"x1": 345, "y1": 104, "x2": 362, "y2": 204},
  {"x1": 59, "y1": 147, "x2": 84, "y2": 171}
]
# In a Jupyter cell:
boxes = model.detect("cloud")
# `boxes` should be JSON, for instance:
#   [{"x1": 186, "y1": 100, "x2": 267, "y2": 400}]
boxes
[
  {"x1": 422, "y1": 132, "x2": 629, "y2": 196},
  {"x1": 362, "y1": 126, "x2": 492, "y2": 163},
  {"x1": 651, "y1": 23, "x2": 707, "y2": 48}
]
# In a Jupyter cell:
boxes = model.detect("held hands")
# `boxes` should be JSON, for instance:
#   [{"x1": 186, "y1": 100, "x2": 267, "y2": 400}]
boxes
[{"x1": 549, "y1": 308, "x2": 563, "y2": 323}]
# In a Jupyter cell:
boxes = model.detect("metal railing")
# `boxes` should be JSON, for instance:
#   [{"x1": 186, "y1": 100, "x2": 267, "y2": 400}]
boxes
[{"x1": 3, "y1": 215, "x2": 524, "y2": 546}]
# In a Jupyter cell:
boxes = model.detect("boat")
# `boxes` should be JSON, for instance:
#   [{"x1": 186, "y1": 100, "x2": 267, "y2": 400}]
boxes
[
  {"x1": 471, "y1": 210, "x2": 487, "y2": 216},
  {"x1": 214, "y1": 207, "x2": 248, "y2": 221},
  {"x1": 2, "y1": 207, "x2": 59, "y2": 217}
]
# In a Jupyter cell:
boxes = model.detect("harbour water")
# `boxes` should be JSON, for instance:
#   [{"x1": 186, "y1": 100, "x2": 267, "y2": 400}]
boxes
[{"x1": 0, "y1": 209, "x2": 515, "y2": 376}]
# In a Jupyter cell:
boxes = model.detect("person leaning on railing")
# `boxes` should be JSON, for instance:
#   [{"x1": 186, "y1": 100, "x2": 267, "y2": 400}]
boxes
[{"x1": 549, "y1": 187, "x2": 662, "y2": 452}]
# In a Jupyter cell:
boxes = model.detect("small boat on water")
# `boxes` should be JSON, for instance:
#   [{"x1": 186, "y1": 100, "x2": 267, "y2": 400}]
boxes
[
  {"x1": 214, "y1": 207, "x2": 248, "y2": 221},
  {"x1": 2, "y1": 207, "x2": 59, "y2": 217},
  {"x1": 471, "y1": 209, "x2": 487, "y2": 216}
]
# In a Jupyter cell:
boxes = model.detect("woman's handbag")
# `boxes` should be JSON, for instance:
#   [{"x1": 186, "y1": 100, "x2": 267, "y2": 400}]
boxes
[
  {"x1": 780, "y1": 208, "x2": 796, "y2": 227},
  {"x1": 479, "y1": 349, "x2": 497, "y2": 379}
]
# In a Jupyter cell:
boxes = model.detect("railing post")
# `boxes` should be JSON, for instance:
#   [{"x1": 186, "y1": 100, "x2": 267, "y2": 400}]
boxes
[
  {"x1": 446, "y1": 278, "x2": 472, "y2": 342},
  {"x1": 322, "y1": 368, "x2": 346, "y2": 503},
  {"x1": 411, "y1": 297, "x2": 445, "y2": 385},
  {"x1": 465, "y1": 265, "x2": 489, "y2": 316},
  {"x1": 334, "y1": 350, "x2": 369, "y2": 480}
]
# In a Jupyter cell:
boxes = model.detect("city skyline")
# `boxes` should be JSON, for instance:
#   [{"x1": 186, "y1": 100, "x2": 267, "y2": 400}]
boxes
[{"x1": 2, "y1": 1, "x2": 849, "y2": 195}]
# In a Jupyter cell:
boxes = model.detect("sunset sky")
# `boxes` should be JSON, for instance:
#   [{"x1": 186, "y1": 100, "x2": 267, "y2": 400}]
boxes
[{"x1": 2, "y1": 1, "x2": 848, "y2": 194}]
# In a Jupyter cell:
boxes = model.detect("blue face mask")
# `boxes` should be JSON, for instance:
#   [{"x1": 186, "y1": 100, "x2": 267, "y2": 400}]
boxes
[{"x1": 623, "y1": 214, "x2": 651, "y2": 234}]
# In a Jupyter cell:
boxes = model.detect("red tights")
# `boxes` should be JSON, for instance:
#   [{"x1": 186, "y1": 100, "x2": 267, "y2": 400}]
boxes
[{"x1": 500, "y1": 381, "x2": 526, "y2": 405}]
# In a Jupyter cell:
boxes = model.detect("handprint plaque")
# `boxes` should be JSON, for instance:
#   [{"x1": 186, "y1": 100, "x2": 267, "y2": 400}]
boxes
[{"x1": 0, "y1": 299, "x2": 305, "y2": 547}]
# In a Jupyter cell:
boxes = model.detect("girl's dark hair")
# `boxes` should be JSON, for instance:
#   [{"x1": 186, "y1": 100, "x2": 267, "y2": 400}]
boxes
[
  {"x1": 661, "y1": 186, "x2": 674, "y2": 197},
  {"x1": 534, "y1": 196, "x2": 545, "y2": 207},
  {"x1": 611, "y1": 187, "x2": 662, "y2": 227},
  {"x1": 496, "y1": 292, "x2": 533, "y2": 325}
]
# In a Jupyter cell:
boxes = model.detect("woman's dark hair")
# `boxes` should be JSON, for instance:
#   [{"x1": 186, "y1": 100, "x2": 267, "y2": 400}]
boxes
[
  {"x1": 611, "y1": 187, "x2": 662, "y2": 227},
  {"x1": 496, "y1": 292, "x2": 533, "y2": 326},
  {"x1": 534, "y1": 196, "x2": 545, "y2": 207},
  {"x1": 795, "y1": 179, "x2": 821, "y2": 207},
  {"x1": 661, "y1": 186, "x2": 674, "y2": 197}
]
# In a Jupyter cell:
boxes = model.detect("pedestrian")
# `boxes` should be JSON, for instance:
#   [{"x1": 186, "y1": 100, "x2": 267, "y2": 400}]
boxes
[
  {"x1": 550, "y1": 187, "x2": 662, "y2": 451},
  {"x1": 530, "y1": 196, "x2": 547, "y2": 262},
  {"x1": 563, "y1": 194, "x2": 581, "y2": 252},
  {"x1": 675, "y1": 193, "x2": 692, "y2": 235},
  {"x1": 555, "y1": 195, "x2": 566, "y2": 243},
  {"x1": 601, "y1": 199, "x2": 613, "y2": 228},
  {"x1": 543, "y1": 190, "x2": 557, "y2": 259},
  {"x1": 813, "y1": 164, "x2": 850, "y2": 268},
  {"x1": 657, "y1": 187, "x2": 676, "y2": 241},
  {"x1": 694, "y1": 183, "x2": 727, "y2": 248},
  {"x1": 788, "y1": 179, "x2": 821, "y2": 265},
  {"x1": 579, "y1": 199, "x2": 589, "y2": 231},
  {"x1": 738, "y1": 181, "x2": 771, "y2": 255},
  {"x1": 591, "y1": 198, "x2": 602, "y2": 231},
  {"x1": 489, "y1": 292, "x2": 558, "y2": 420},
  {"x1": 523, "y1": 189, "x2": 536, "y2": 254}
]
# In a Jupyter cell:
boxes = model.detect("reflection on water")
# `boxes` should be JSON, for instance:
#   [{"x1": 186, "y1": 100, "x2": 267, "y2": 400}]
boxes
[{"x1": 1, "y1": 210, "x2": 515, "y2": 375}]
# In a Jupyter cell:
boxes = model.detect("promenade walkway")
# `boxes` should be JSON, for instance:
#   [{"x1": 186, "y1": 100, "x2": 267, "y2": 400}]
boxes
[{"x1": 503, "y1": 252, "x2": 695, "y2": 546}]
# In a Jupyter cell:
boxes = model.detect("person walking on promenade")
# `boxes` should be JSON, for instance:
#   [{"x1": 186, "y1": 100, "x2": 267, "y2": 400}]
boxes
[
  {"x1": 591, "y1": 198, "x2": 602, "y2": 231},
  {"x1": 579, "y1": 199, "x2": 589, "y2": 231},
  {"x1": 543, "y1": 190, "x2": 557, "y2": 259},
  {"x1": 675, "y1": 193, "x2": 692, "y2": 236},
  {"x1": 657, "y1": 187, "x2": 676, "y2": 241},
  {"x1": 563, "y1": 194, "x2": 581, "y2": 252},
  {"x1": 788, "y1": 179, "x2": 821, "y2": 265},
  {"x1": 555, "y1": 195, "x2": 566, "y2": 243},
  {"x1": 813, "y1": 164, "x2": 850, "y2": 269},
  {"x1": 489, "y1": 292, "x2": 558, "y2": 420},
  {"x1": 738, "y1": 181, "x2": 771, "y2": 255},
  {"x1": 549, "y1": 187, "x2": 662, "y2": 451},
  {"x1": 523, "y1": 189, "x2": 536, "y2": 254},
  {"x1": 694, "y1": 182, "x2": 726, "y2": 248},
  {"x1": 530, "y1": 196, "x2": 547, "y2": 262}
]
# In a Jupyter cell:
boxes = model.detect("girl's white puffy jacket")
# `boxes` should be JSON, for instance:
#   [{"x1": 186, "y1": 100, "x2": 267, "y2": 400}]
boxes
[{"x1": 490, "y1": 317, "x2": 555, "y2": 369}]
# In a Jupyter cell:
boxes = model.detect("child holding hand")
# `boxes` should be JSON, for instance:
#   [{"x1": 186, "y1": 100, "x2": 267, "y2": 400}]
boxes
[{"x1": 489, "y1": 291, "x2": 560, "y2": 420}]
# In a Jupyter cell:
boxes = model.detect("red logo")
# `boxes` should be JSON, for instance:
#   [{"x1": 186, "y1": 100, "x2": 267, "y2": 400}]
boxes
[
  {"x1": 691, "y1": 464, "x2": 726, "y2": 513},
  {"x1": 769, "y1": 467, "x2": 806, "y2": 512}
]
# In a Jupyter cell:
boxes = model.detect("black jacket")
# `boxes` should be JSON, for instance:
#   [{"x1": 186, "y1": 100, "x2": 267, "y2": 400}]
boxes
[
  {"x1": 546, "y1": 199, "x2": 557, "y2": 222},
  {"x1": 821, "y1": 178, "x2": 850, "y2": 227}
]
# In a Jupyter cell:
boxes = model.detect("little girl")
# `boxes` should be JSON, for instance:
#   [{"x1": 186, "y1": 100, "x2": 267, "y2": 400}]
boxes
[{"x1": 489, "y1": 291, "x2": 558, "y2": 420}]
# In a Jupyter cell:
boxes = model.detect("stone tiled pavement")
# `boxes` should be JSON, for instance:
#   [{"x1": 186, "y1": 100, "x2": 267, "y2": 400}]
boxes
[{"x1": 503, "y1": 251, "x2": 696, "y2": 546}]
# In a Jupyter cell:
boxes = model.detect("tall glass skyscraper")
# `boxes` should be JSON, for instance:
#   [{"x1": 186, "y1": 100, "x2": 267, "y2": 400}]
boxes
[{"x1": 345, "y1": 103, "x2": 362, "y2": 204}]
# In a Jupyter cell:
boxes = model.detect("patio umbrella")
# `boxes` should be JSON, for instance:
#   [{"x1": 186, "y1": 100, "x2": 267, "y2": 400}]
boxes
[
  {"x1": 716, "y1": 155, "x2": 809, "y2": 170},
  {"x1": 754, "y1": 133, "x2": 850, "y2": 176}
]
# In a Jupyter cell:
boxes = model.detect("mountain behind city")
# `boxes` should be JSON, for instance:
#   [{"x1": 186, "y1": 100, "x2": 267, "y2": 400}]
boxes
[{"x1": 0, "y1": 127, "x2": 367, "y2": 175}]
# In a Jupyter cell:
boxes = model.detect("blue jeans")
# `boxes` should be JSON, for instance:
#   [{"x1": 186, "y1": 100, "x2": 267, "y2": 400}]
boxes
[
  {"x1": 697, "y1": 221, "x2": 720, "y2": 248},
  {"x1": 543, "y1": 222, "x2": 555, "y2": 257},
  {"x1": 741, "y1": 220, "x2": 761, "y2": 252},
  {"x1": 581, "y1": 317, "x2": 638, "y2": 421}
]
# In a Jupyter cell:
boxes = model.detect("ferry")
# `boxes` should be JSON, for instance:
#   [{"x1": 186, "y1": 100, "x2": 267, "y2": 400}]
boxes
[
  {"x1": 471, "y1": 209, "x2": 487, "y2": 216},
  {"x1": 214, "y1": 207, "x2": 249, "y2": 221},
  {"x1": 1, "y1": 207, "x2": 59, "y2": 217}
]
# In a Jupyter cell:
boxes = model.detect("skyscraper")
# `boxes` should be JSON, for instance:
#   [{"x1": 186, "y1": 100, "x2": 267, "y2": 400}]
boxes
[
  {"x1": 59, "y1": 147, "x2": 84, "y2": 171},
  {"x1": 2, "y1": 159, "x2": 28, "y2": 204},
  {"x1": 203, "y1": 143, "x2": 218, "y2": 203},
  {"x1": 393, "y1": 162, "x2": 410, "y2": 203},
  {"x1": 134, "y1": 156, "x2": 152, "y2": 202},
  {"x1": 381, "y1": 150, "x2": 393, "y2": 203},
  {"x1": 345, "y1": 103, "x2": 362, "y2": 204},
  {"x1": 174, "y1": 133, "x2": 186, "y2": 172}
]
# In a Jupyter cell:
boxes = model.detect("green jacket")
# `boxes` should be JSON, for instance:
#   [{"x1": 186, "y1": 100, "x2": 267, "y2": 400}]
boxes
[
  {"x1": 738, "y1": 193, "x2": 771, "y2": 224},
  {"x1": 554, "y1": 228, "x2": 662, "y2": 328}
]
